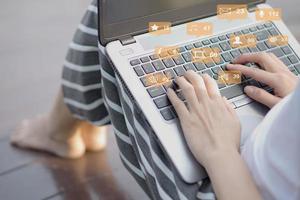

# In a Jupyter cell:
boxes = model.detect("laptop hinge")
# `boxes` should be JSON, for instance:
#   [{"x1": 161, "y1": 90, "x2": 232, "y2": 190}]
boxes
[
  {"x1": 120, "y1": 36, "x2": 136, "y2": 45},
  {"x1": 248, "y1": 4, "x2": 257, "y2": 13}
]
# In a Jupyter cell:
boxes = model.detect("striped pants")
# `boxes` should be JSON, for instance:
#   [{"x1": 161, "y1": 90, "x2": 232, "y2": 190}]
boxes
[{"x1": 62, "y1": 1, "x2": 214, "y2": 199}]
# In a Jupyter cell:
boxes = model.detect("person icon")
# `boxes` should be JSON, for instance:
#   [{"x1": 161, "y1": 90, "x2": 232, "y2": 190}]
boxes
[{"x1": 233, "y1": 36, "x2": 243, "y2": 46}]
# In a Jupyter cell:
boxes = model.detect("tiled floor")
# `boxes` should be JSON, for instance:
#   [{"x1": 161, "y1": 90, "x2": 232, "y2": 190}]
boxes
[{"x1": 0, "y1": 0, "x2": 299, "y2": 199}]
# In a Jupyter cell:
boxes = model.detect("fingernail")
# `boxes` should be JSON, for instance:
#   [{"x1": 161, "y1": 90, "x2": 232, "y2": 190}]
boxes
[{"x1": 244, "y1": 86, "x2": 253, "y2": 93}]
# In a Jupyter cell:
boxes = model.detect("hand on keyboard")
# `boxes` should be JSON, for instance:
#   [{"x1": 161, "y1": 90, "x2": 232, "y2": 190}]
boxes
[
  {"x1": 167, "y1": 71, "x2": 241, "y2": 167},
  {"x1": 227, "y1": 52, "x2": 299, "y2": 108}
]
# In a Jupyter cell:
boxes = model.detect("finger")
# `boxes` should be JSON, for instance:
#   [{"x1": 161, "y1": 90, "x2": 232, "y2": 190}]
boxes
[
  {"x1": 202, "y1": 74, "x2": 220, "y2": 98},
  {"x1": 175, "y1": 76, "x2": 199, "y2": 109},
  {"x1": 227, "y1": 64, "x2": 275, "y2": 86},
  {"x1": 167, "y1": 88, "x2": 189, "y2": 118},
  {"x1": 244, "y1": 86, "x2": 281, "y2": 108},
  {"x1": 232, "y1": 52, "x2": 278, "y2": 72},
  {"x1": 183, "y1": 70, "x2": 207, "y2": 101},
  {"x1": 222, "y1": 96, "x2": 234, "y2": 111}
]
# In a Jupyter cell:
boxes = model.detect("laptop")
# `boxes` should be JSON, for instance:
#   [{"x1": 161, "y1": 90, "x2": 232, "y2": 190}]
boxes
[{"x1": 97, "y1": 0, "x2": 300, "y2": 183}]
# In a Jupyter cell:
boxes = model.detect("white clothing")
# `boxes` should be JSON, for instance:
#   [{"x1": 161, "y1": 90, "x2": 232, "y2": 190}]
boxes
[{"x1": 242, "y1": 82, "x2": 300, "y2": 200}]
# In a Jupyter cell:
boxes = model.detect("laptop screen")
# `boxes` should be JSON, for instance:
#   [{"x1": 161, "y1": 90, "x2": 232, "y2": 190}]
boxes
[
  {"x1": 107, "y1": 0, "x2": 206, "y2": 24},
  {"x1": 99, "y1": 0, "x2": 265, "y2": 45}
]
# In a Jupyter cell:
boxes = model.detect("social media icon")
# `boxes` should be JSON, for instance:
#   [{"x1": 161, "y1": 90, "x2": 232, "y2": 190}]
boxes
[
  {"x1": 186, "y1": 22, "x2": 213, "y2": 36},
  {"x1": 255, "y1": 8, "x2": 282, "y2": 21},
  {"x1": 217, "y1": 4, "x2": 248, "y2": 20},
  {"x1": 229, "y1": 34, "x2": 257, "y2": 48},
  {"x1": 149, "y1": 22, "x2": 172, "y2": 35},
  {"x1": 218, "y1": 70, "x2": 242, "y2": 84},
  {"x1": 191, "y1": 48, "x2": 221, "y2": 64},
  {"x1": 268, "y1": 35, "x2": 288, "y2": 46}
]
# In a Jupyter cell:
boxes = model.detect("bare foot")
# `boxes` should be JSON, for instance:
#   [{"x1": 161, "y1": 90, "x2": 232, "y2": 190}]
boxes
[
  {"x1": 80, "y1": 123, "x2": 108, "y2": 152},
  {"x1": 11, "y1": 115, "x2": 85, "y2": 159}
]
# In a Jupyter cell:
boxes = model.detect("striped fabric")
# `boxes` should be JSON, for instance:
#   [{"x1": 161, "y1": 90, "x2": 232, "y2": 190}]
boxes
[{"x1": 62, "y1": 1, "x2": 215, "y2": 199}]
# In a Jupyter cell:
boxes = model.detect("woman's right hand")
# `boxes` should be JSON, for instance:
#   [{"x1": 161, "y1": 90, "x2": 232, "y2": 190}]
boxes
[{"x1": 227, "y1": 52, "x2": 299, "y2": 108}]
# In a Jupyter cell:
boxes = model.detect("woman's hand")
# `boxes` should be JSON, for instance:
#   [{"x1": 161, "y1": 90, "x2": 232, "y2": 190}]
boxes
[
  {"x1": 167, "y1": 71, "x2": 241, "y2": 168},
  {"x1": 227, "y1": 52, "x2": 298, "y2": 108}
]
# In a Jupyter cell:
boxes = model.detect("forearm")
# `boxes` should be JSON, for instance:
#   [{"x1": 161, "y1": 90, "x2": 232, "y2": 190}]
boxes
[{"x1": 205, "y1": 151, "x2": 262, "y2": 200}]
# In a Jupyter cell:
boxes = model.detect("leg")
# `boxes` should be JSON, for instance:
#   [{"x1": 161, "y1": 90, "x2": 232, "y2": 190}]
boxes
[{"x1": 11, "y1": 89, "x2": 86, "y2": 158}]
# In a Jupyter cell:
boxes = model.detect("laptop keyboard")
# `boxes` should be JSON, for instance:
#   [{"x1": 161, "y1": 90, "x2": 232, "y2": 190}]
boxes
[{"x1": 129, "y1": 22, "x2": 300, "y2": 121}]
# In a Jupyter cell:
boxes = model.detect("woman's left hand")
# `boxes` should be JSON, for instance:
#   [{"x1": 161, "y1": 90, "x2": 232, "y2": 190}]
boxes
[{"x1": 167, "y1": 70, "x2": 241, "y2": 168}]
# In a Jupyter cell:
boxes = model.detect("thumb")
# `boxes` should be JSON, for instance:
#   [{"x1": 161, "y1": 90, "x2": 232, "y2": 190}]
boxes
[{"x1": 244, "y1": 86, "x2": 281, "y2": 108}]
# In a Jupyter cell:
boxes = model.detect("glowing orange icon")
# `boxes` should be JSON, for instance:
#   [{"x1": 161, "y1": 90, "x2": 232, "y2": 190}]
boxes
[
  {"x1": 187, "y1": 22, "x2": 213, "y2": 36},
  {"x1": 268, "y1": 35, "x2": 288, "y2": 46},
  {"x1": 218, "y1": 70, "x2": 242, "y2": 84},
  {"x1": 217, "y1": 4, "x2": 248, "y2": 20},
  {"x1": 144, "y1": 73, "x2": 170, "y2": 87},
  {"x1": 154, "y1": 46, "x2": 179, "y2": 59},
  {"x1": 229, "y1": 34, "x2": 257, "y2": 48},
  {"x1": 255, "y1": 8, "x2": 282, "y2": 21},
  {"x1": 191, "y1": 48, "x2": 221, "y2": 64},
  {"x1": 149, "y1": 22, "x2": 172, "y2": 35}
]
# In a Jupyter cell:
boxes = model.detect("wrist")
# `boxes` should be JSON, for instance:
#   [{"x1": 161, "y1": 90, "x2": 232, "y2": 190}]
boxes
[{"x1": 202, "y1": 148, "x2": 240, "y2": 171}]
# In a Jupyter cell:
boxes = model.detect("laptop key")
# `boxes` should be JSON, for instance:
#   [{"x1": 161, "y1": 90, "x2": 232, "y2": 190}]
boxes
[
  {"x1": 250, "y1": 27, "x2": 258, "y2": 32},
  {"x1": 281, "y1": 46, "x2": 292, "y2": 55},
  {"x1": 230, "y1": 49, "x2": 241, "y2": 58},
  {"x1": 255, "y1": 30, "x2": 269, "y2": 41},
  {"x1": 193, "y1": 62, "x2": 206, "y2": 71},
  {"x1": 133, "y1": 66, "x2": 145, "y2": 76},
  {"x1": 130, "y1": 59, "x2": 141, "y2": 66},
  {"x1": 220, "y1": 41, "x2": 231, "y2": 51},
  {"x1": 249, "y1": 47, "x2": 259, "y2": 53},
  {"x1": 154, "y1": 95, "x2": 171, "y2": 109},
  {"x1": 174, "y1": 66, "x2": 186, "y2": 76},
  {"x1": 242, "y1": 29, "x2": 250, "y2": 34},
  {"x1": 194, "y1": 42, "x2": 203, "y2": 48},
  {"x1": 152, "y1": 60, "x2": 165, "y2": 71},
  {"x1": 149, "y1": 54, "x2": 159, "y2": 60},
  {"x1": 257, "y1": 24, "x2": 265, "y2": 30},
  {"x1": 182, "y1": 51, "x2": 192, "y2": 62},
  {"x1": 177, "y1": 46, "x2": 186, "y2": 53},
  {"x1": 140, "y1": 75, "x2": 156, "y2": 87},
  {"x1": 269, "y1": 48, "x2": 284, "y2": 58},
  {"x1": 147, "y1": 85, "x2": 165, "y2": 98},
  {"x1": 142, "y1": 63, "x2": 155, "y2": 74},
  {"x1": 173, "y1": 55, "x2": 185, "y2": 65},
  {"x1": 160, "y1": 108, "x2": 175, "y2": 121},
  {"x1": 202, "y1": 69, "x2": 213, "y2": 78},
  {"x1": 220, "y1": 85, "x2": 244, "y2": 99},
  {"x1": 288, "y1": 66, "x2": 298, "y2": 75},
  {"x1": 221, "y1": 52, "x2": 232, "y2": 62},
  {"x1": 211, "y1": 66, "x2": 222, "y2": 75},
  {"x1": 265, "y1": 41, "x2": 275, "y2": 49},
  {"x1": 281, "y1": 57, "x2": 291, "y2": 66},
  {"x1": 205, "y1": 59, "x2": 215, "y2": 68},
  {"x1": 210, "y1": 37, "x2": 219, "y2": 43},
  {"x1": 185, "y1": 44, "x2": 194, "y2": 50},
  {"x1": 268, "y1": 28, "x2": 279, "y2": 36},
  {"x1": 202, "y1": 40, "x2": 211, "y2": 46},
  {"x1": 294, "y1": 64, "x2": 300, "y2": 73},
  {"x1": 140, "y1": 56, "x2": 150, "y2": 63},
  {"x1": 162, "y1": 58, "x2": 175, "y2": 68},
  {"x1": 288, "y1": 55, "x2": 299, "y2": 64},
  {"x1": 183, "y1": 63, "x2": 196, "y2": 72},
  {"x1": 218, "y1": 35, "x2": 227, "y2": 41},
  {"x1": 264, "y1": 22, "x2": 273, "y2": 28},
  {"x1": 240, "y1": 48, "x2": 250, "y2": 54},
  {"x1": 164, "y1": 69, "x2": 176, "y2": 80},
  {"x1": 257, "y1": 42, "x2": 268, "y2": 51}
]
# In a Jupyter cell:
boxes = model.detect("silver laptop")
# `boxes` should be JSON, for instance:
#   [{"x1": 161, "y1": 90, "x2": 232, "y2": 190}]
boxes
[{"x1": 97, "y1": 0, "x2": 300, "y2": 183}]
